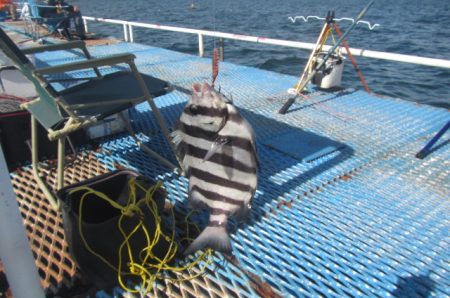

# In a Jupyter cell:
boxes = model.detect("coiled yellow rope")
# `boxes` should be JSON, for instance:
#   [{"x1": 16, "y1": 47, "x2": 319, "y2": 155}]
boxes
[{"x1": 69, "y1": 177, "x2": 213, "y2": 294}]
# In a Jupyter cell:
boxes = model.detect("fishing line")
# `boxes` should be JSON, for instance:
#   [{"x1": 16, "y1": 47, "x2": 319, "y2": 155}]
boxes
[
  {"x1": 212, "y1": 0, "x2": 217, "y2": 47},
  {"x1": 211, "y1": 0, "x2": 219, "y2": 87},
  {"x1": 69, "y1": 178, "x2": 213, "y2": 295},
  {"x1": 288, "y1": 15, "x2": 380, "y2": 30}
]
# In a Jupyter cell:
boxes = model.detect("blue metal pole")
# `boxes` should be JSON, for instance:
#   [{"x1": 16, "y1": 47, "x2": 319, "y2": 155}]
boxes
[{"x1": 415, "y1": 120, "x2": 450, "y2": 159}]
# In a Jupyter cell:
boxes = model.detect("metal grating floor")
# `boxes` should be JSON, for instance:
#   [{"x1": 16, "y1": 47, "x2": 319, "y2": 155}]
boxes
[
  {"x1": 6, "y1": 154, "x2": 108, "y2": 296},
  {"x1": 2, "y1": 27, "x2": 449, "y2": 297}
]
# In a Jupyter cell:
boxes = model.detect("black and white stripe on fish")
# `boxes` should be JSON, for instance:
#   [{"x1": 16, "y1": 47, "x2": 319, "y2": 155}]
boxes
[
  {"x1": 173, "y1": 82, "x2": 258, "y2": 255},
  {"x1": 187, "y1": 145, "x2": 256, "y2": 174},
  {"x1": 180, "y1": 134, "x2": 255, "y2": 164},
  {"x1": 189, "y1": 183, "x2": 251, "y2": 208}
]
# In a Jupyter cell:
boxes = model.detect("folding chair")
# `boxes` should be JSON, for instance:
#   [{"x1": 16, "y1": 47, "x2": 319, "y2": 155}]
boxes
[
  {"x1": 0, "y1": 27, "x2": 180, "y2": 210},
  {"x1": 22, "y1": 0, "x2": 72, "y2": 40}
]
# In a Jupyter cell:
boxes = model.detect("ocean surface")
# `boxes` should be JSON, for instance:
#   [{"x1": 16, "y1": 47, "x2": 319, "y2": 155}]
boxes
[{"x1": 72, "y1": 0, "x2": 449, "y2": 109}]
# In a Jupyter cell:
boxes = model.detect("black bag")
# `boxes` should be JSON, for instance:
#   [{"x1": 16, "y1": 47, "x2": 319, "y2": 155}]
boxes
[
  {"x1": 0, "y1": 98, "x2": 87, "y2": 171},
  {"x1": 0, "y1": 98, "x2": 55, "y2": 171},
  {"x1": 57, "y1": 170, "x2": 171, "y2": 289}
]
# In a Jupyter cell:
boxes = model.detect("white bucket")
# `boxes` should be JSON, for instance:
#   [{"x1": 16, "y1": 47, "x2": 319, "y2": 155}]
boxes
[{"x1": 312, "y1": 53, "x2": 345, "y2": 89}]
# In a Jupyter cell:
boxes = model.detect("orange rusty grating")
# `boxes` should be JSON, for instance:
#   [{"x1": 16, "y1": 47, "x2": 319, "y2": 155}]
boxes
[
  {"x1": 134, "y1": 269, "x2": 239, "y2": 298},
  {"x1": 6, "y1": 153, "x2": 109, "y2": 294},
  {"x1": 1, "y1": 153, "x2": 251, "y2": 297}
]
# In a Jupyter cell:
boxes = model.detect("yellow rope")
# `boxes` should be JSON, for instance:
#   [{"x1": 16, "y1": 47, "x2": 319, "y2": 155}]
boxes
[{"x1": 69, "y1": 177, "x2": 214, "y2": 294}]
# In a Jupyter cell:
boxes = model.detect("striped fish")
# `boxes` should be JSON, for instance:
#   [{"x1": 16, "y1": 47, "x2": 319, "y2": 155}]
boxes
[{"x1": 172, "y1": 82, "x2": 258, "y2": 255}]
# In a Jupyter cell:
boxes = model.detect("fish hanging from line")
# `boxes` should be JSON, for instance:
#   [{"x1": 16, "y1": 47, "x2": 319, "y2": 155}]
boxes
[{"x1": 172, "y1": 82, "x2": 258, "y2": 255}]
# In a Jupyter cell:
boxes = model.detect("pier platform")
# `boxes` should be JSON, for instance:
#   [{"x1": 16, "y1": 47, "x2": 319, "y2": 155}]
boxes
[{"x1": 1, "y1": 24, "x2": 449, "y2": 297}]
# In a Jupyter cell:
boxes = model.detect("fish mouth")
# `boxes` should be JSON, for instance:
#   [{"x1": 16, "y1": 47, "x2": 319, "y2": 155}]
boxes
[
  {"x1": 193, "y1": 83, "x2": 201, "y2": 93},
  {"x1": 193, "y1": 82, "x2": 212, "y2": 93}
]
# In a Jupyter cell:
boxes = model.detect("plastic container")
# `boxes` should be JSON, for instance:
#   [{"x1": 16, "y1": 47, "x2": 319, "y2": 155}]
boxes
[
  {"x1": 57, "y1": 170, "x2": 170, "y2": 289},
  {"x1": 312, "y1": 53, "x2": 345, "y2": 89}
]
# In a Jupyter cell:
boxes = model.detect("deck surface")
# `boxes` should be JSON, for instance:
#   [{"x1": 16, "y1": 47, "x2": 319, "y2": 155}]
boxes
[{"x1": 1, "y1": 24, "x2": 449, "y2": 297}]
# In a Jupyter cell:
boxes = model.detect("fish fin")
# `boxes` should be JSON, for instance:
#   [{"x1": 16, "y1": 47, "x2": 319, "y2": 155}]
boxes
[
  {"x1": 252, "y1": 142, "x2": 260, "y2": 169},
  {"x1": 203, "y1": 137, "x2": 230, "y2": 162},
  {"x1": 171, "y1": 127, "x2": 190, "y2": 172},
  {"x1": 184, "y1": 226, "x2": 231, "y2": 255},
  {"x1": 234, "y1": 203, "x2": 250, "y2": 223},
  {"x1": 188, "y1": 189, "x2": 209, "y2": 210},
  {"x1": 222, "y1": 144, "x2": 234, "y2": 179},
  {"x1": 170, "y1": 128, "x2": 182, "y2": 147},
  {"x1": 248, "y1": 126, "x2": 260, "y2": 170},
  {"x1": 170, "y1": 128, "x2": 186, "y2": 159}
]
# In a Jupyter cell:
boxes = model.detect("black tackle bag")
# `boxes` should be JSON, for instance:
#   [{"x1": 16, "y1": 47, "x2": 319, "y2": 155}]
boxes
[{"x1": 57, "y1": 169, "x2": 171, "y2": 289}]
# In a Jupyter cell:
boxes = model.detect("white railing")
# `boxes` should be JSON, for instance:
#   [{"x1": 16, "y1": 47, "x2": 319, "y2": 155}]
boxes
[
  {"x1": 0, "y1": 146, "x2": 45, "y2": 298},
  {"x1": 82, "y1": 16, "x2": 450, "y2": 69}
]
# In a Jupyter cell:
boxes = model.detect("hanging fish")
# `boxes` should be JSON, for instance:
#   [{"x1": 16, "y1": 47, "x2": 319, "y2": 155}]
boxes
[{"x1": 172, "y1": 82, "x2": 258, "y2": 255}]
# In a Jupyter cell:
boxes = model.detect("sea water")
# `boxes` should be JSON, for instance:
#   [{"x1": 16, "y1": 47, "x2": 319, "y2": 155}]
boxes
[{"x1": 72, "y1": 0, "x2": 449, "y2": 109}]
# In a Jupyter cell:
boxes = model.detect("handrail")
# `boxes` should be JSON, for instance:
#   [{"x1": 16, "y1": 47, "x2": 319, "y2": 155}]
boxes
[
  {"x1": 0, "y1": 146, "x2": 45, "y2": 298},
  {"x1": 82, "y1": 16, "x2": 450, "y2": 69}
]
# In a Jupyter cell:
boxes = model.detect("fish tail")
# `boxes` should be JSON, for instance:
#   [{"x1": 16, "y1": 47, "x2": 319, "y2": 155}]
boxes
[{"x1": 184, "y1": 225, "x2": 231, "y2": 255}]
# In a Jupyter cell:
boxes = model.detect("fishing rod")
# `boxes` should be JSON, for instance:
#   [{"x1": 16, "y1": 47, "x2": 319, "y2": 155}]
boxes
[
  {"x1": 415, "y1": 120, "x2": 450, "y2": 159},
  {"x1": 279, "y1": 0, "x2": 376, "y2": 114},
  {"x1": 292, "y1": 11, "x2": 333, "y2": 94}
]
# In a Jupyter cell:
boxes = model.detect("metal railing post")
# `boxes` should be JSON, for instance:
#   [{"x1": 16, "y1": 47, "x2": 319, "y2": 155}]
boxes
[
  {"x1": 83, "y1": 18, "x2": 89, "y2": 33},
  {"x1": 129, "y1": 24, "x2": 134, "y2": 42},
  {"x1": 123, "y1": 23, "x2": 129, "y2": 41},
  {"x1": 0, "y1": 144, "x2": 46, "y2": 298},
  {"x1": 198, "y1": 33, "x2": 204, "y2": 57}
]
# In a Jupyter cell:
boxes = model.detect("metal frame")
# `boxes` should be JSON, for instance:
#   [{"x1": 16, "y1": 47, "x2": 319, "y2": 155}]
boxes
[
  {"x1": 31, "y1": 55, "x2": 181, "y2": 210},
  {"x1": 21, "y1": 0, "x2": 72, "y2": 41},
  {"x1": 0, "y1": 30, "x2": 181, "y2": 210},
  {"x1": 0, "y1": 145, "x2": 45, "y2": 298}
]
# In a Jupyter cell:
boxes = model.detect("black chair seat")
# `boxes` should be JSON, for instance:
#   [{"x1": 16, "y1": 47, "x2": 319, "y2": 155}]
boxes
[{"x1": 59, "y1": 71, "x2": 170, "y2": 118}]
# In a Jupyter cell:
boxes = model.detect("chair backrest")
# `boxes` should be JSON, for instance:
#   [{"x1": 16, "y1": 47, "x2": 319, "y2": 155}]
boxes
[
  {"x1": 26, "y1": 0, "x2": 69, "y2": 33},
  {"x1": 0, "y1": 27, "x2": 63, "y2": 129},
  {"x1": 26, "y1": 0, "x2": 40, "y2": 19},
  {"x1": 27, "y1": 0, "x2": 65, "y2": 18}
]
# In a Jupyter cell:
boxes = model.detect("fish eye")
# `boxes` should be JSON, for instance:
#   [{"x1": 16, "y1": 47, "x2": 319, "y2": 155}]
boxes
[{"x1": 189, "y1": 105, "x2": 199, "y2": 115}]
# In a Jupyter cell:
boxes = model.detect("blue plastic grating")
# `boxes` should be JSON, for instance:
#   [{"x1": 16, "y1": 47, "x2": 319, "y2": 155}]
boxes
[{"x1": 22, "y1": 35, "x2": 450, "y2": 297}]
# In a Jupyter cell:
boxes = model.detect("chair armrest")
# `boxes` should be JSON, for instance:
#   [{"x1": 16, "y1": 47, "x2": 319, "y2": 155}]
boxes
[
  {"x1": 21, "y1": 41, "x2": 87, "y2": 55},
  {"x1": 34, "y1": 53, "x2": 137, "y2": 75}
]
